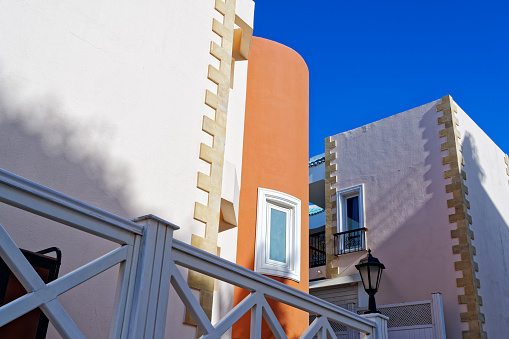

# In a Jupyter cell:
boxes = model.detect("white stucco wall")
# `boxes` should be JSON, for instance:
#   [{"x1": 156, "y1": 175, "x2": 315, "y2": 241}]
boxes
[
  {"x1": 0, "y1": 0, "x2": 254, "y2": 337},
  {"x1": 309, "y1": 209, "x2": 326, "y2": 229},
  {"x1": 329, "y1": 100, "x2": 466, "y2": 337},
  {"x1": 309, "y1": 159, "x2": 325, "y2": 184},
  {"x1": 309, "y1": 161, "x2": 325, "y2": 207},
  {"x1": 455, "y1": 106, "x2": 509, "y2": 338}
]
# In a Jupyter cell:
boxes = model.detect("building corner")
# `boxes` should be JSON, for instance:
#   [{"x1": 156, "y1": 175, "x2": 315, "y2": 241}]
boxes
[
  {"x1": 324, "y1": 137, "x2": 339, "y2": 279},
  {"x1": 437, "y1": 95, "x2": 486, "y2": 338}
]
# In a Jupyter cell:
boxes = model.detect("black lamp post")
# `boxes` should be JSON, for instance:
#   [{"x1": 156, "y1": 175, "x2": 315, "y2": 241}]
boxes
[{"x1": 355, "y1": 249, "x2": 385, "y2": 314}]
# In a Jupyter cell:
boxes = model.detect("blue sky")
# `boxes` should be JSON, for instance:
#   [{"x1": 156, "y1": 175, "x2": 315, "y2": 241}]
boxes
[{"x1": 252, "y1": 1, "x2": 509, "y2": 157}]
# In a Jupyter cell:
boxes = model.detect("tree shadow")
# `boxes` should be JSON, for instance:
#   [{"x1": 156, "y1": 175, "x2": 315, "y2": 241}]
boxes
[
  {"x1": 0, "y1": 76, "x2": 137, "y2": 338},
  {"x1": 0, "y1": 86, "x2": 134, "y2": 217}
]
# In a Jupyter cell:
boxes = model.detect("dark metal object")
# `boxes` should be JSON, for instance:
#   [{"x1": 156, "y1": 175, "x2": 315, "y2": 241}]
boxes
[
  {"x1": 333, "y1": 228, "x2": 367, "y2": 255},
  {"x1": 0, "y1": 247, "x2": 62, "y2": 338},
  {"x1": 309, "y1": 231, "x2": 326, "y2": 268},
  {"x1": 355, "y1": 249, "x2": 385, "y2": 314}
]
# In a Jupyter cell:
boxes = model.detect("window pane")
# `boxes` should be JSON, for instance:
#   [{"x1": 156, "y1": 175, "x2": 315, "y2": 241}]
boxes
[
  {"x1": 269, "y1": 208, "x2": 287, "y2": 263},
  {"x1": 346, "y1": 196, "x2": 359, "y2": 230}
]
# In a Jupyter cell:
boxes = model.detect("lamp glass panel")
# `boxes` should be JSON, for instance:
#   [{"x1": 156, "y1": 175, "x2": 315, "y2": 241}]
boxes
[
  {"x1": 359, "y1": 265, "x2": 370, "y2": 291},
  {"x1": 369, "y1": 266, "x2": 381, "y2": 290},
  {"x1": 376, "y1": 268, "x2": 383, "y2": 290}
]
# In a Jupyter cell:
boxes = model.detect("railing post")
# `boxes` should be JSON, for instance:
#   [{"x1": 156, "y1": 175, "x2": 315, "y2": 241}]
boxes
[
  {"x1": 346, "y1": 303, "x2": 356, "y2": 339},
  {"x1": 128, "y1": 215, "x2": 179, "y2": 338},
  {"x1": 431, "y1": 293, "x2": 446, "y2": 339},
  {"x1": 360, "y1": 313, "x2": 388, "y2": 339}
]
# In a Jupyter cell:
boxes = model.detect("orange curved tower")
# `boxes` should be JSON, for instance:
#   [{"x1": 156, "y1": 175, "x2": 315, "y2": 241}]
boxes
[{"x1": 233, "y1": 37, "x2": 309, "y2": 338}]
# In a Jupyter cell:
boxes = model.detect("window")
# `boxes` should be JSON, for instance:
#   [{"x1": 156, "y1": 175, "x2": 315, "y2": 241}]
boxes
[
  {"x1": 255, "y1": 188, "x2": 301, "y2": 281},
  {"x1": 337, "y1": 184, "x2": 365, "y2": 232},
  {"x1": 345, "y1": 195, "x2": 360, "y2": 230},
  {"x1": 335, "y1": 184, "x2": 366, "y2": 254}
]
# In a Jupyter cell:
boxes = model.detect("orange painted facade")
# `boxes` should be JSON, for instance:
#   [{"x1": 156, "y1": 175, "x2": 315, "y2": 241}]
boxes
[{"x1": 232, "y1": 37, "x2": 309, "y2": 338}]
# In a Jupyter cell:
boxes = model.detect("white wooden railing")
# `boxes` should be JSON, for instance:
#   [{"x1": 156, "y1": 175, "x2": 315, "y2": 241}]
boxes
[
  {"x1": 0, "y1": 168, "x2": 145, "y2": 338},
  {"x1": 356, "y1": 295, "x2": 446, "y2": 339},
  {"x1": 0, "y1": 168, "x2": 387, "y2": 338}
]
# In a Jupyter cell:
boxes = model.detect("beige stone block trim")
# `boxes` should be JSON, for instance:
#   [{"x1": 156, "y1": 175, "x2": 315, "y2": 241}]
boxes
[
  {"x1": 232, "y1": 16, "x2": 253, "y2": 61},
  {"x1": 504, "y1": 154, "x2": 509, "y2": 185},
  {"x1": 187, "y1": 0, "x2": 237, "y2": 328},
  {"x1": 185, "y1": 235, "x2": 221, "y2": 326},
  {"x1": 437, "y1": 95, "x2": 486, "y2": 339},
  {"x1": 324, "y1": 137, "x2": 339, "y2": 279}
]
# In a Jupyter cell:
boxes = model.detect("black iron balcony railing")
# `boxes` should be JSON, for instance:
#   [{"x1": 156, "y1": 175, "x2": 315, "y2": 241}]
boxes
[
  {"x1": 309, "y1": 231, "x2": 326, "y2": 268},
  {"x1": 333, "y1": 228, "x2": 367, "y2": 256}
]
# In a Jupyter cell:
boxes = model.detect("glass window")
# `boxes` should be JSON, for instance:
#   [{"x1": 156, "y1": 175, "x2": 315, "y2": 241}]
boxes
[
  {"x1": 346, "y1": 196, "x2": 360, "y2": 230},
  {"x1": 255, "y1": 188, "x2": 301, "y2": 281},
  {"x1": 336, "y1": 185, "x2": 365, "y2": 233},
  {"x1": 335, "y1": 184, "x2": 366, "y2": 254},
  {"x1": 269, "y1": 208, "x2": 287, "y2": 263}
]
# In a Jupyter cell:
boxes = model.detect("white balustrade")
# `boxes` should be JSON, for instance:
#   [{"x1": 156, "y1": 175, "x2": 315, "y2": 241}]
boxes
[{"x1": 0, "y1": 168, "x2": 386, "y2": 338}]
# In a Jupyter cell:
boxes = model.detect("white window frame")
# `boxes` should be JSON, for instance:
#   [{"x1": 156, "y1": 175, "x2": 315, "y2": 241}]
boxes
[
  {"x1": 336, "y1": 184, "x2": 365, "y2": 233},
  {"x1": 255, "y1": 188, "x2": 301, "y2": 282}
]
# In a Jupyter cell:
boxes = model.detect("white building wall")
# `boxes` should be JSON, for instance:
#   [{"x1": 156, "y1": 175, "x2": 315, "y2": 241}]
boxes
[
  {"x1": 309, "y1": 210, "x2": 326, "y2": 229},
  {"x1": 311, "y1": 284, "x2": 358, "y2": 308},
  {"x1": 309, "y1": 161, "x2": 325, "y2": 207},
  {"x1": 329, "y1": 100, "x2": 465, "y2": 337},
  {"x1": 0, "y1": 1, "x2": 253, "y2": 337},
  {"x1": 455, "y1": 107, "x2": 509, "y2": 338}
]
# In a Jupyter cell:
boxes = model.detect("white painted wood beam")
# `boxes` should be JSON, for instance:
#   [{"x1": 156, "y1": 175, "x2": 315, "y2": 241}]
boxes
[
  {"x1": 127, "y1": 222, "x2": 160, "y2": 338},
  {"x1": 153, "y1": 226, "x2": 177, "y2": 338},
  {"x1": 202, "y1": 292, "x2": 258, "y2": 338},
  {"x1": 144, "y1": 224, "x2": 167, "y2": 338},
  {"x1": 322, "y1": 319, "x2": 336, "y2": 339},
  {"x1": 0, "y1": 245, "x2": 128, "y2": 327},
  {"x1": 40, "y1": 299, "x2": 85, "y2": 339},
  {"x1": 172, "y1": 239, "x2": 375, "y2": 334},
  {"x1": 250, "y1": 295, "x2": 263, "y2": 339},
  {"x1": 300, "y1": 316, "x2": 325, "y2": 339},
  {"x1": 0, "y1": 223, "x2": 46, "y2": 291},
  {"x1": 0, "y1": 168, "x2": 142, "y2": 244},
  {"x1": 261, "y1": 297, "x2": 288, "y2": 339},
  {"x1": 169, "y1": 262, "x2": 214, "y2": 335},
  {"x1": 110, "y1": 235, "x2": 141, "y2": 339}
]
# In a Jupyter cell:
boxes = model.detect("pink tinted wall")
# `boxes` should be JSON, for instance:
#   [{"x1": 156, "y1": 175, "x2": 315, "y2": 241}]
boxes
[{"x1": 330, "y1": 100, "x2": 465, "y2": 337}]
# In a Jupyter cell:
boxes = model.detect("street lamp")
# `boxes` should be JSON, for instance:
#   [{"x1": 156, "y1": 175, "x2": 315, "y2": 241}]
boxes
[{"x1": 355, "y1": 249, "x2": 385, "y2": 314}]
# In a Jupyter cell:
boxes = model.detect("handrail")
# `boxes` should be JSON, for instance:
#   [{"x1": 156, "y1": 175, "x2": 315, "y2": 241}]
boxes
[
  {"x1": 0, "y1": 168, "x2": 144, "y2": 338},
  {"x1": 333, "y1": 227, "x2": 368, "y2": 237},
  {"x1": 0, "y1": 168, "x2": 143, "y2": 244},
  {"x1": 333, "y1": 227, "x2": 367, "y2": 256},
  {"x1": 0, "y1": 167, "x2": 386, "y2": 338},
  {"x1": 172, "y1": 239, "x2": 377, "y2": 334}
]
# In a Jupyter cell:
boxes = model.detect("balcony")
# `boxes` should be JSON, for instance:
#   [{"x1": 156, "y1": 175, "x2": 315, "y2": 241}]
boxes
[
  {"x1": 333, "y1": 228, "x2": 367, "y2": 256},
  {"x1": 309, "y1": 231, "x2": 326, "y2": 268}
]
